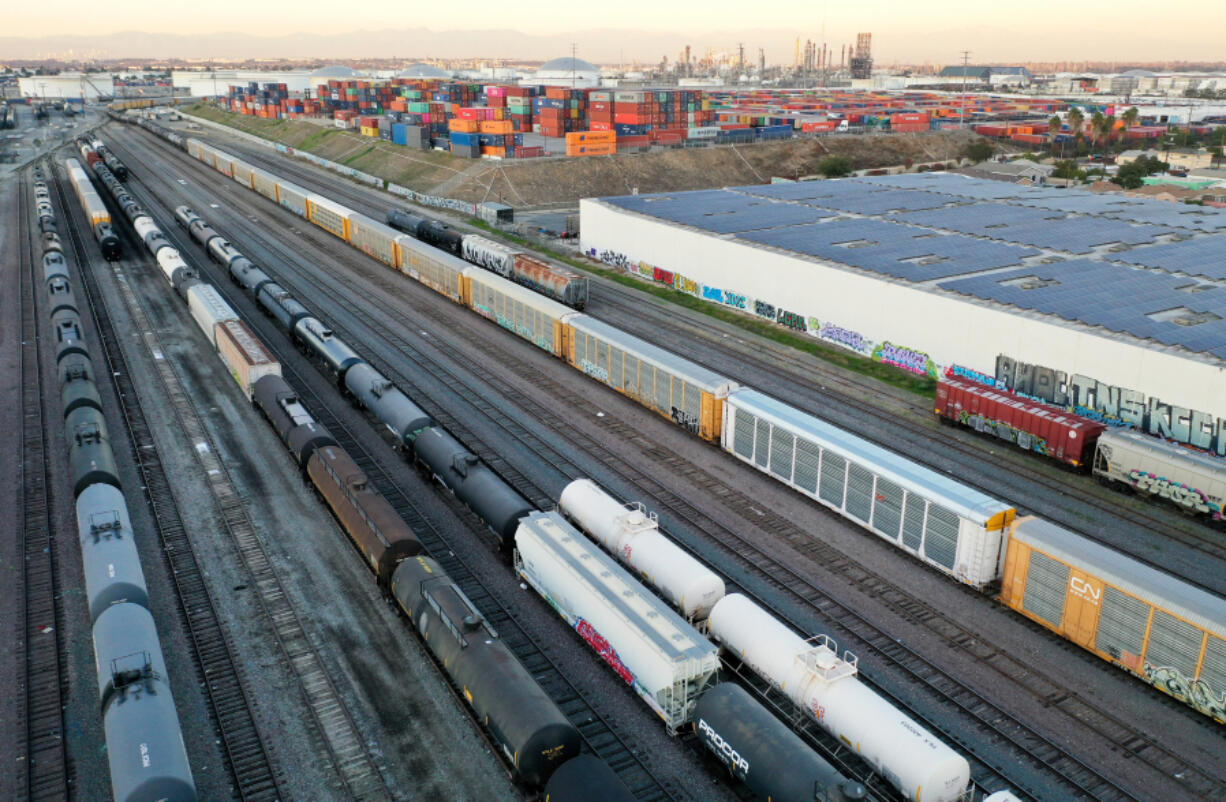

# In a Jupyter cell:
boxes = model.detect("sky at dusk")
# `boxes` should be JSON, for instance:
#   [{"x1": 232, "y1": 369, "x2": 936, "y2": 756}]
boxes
[{"x1": 5, "y1": 0, "x2": 1225, "y2": 62}]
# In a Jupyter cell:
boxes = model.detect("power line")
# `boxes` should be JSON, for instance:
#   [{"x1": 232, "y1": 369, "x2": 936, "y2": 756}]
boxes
[{"x1": 960, "y1": 50, "x2": 971, "y2": 130}]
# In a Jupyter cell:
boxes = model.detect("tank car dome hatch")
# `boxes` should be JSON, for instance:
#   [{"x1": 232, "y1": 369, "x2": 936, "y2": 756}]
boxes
[{"x1": 396, "y1": 63, "x2": 451, "y2": 79}]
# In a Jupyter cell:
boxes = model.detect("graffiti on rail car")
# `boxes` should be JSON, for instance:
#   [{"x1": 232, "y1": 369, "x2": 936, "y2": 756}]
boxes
[
  {"x1": 577, "y1": 359, "x2": 610, "y2": 383},
  {"x1": 1126, "y1": 470, "x2": 1222, "y2": 518},
  {"x1": 670, "y1": 407, "x2": 701, "y2": 434},
  {"x1": 1144, "y1": 664, "x2": 1226, "y2": 723},
  {"x1": 575, "y1": 619, "x2": 635, "y2": 687},
  {"x1": 958, "y1": 411, "x2": 1052, "y2": 457}
]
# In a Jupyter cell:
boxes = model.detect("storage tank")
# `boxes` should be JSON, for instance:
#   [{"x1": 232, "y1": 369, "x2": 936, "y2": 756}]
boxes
[
  {"x1": 708, "y1": 594, "x2": 970, "y2": 802},
  {"x1": 693, "y1": 682, "x2": 867, "y2": 802},
  {"x1": 515, "y1": 511, "x2": 720, "y2": 729},
  {"x1": 558, "y1": 479, "x2": 725, "y2": 620}
]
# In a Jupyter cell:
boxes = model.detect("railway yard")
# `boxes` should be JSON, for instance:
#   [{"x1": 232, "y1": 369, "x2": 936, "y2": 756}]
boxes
[{"x1": 5, "y1": 106, "x2": 1225, "y2": 802}]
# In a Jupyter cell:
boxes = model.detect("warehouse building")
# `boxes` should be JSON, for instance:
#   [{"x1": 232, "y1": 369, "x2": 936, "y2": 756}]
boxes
[
  {"x1": 580, "y1": 173, "x2": 1226, "y2": 456},
  {"x1": 18, "y1": 73, "x2": 114, "y2": 100}
]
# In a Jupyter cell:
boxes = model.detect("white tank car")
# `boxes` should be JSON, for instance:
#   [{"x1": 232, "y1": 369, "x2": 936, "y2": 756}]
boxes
[
  {"x1": 708, "y1": 594, "x2": 970, "y2": 802},
  {"x1": 133, "y1": 215, "x2": 160, "y2": 244},
  {"x1": 983, "y1": 792, "x2": 1024, "y2": 802},
  {"x1": 559, "y1": 478, "x2": 726, "y2": 620},
  {"x1": 156, "y1": 248, "x2": 188, "y2": 282}
]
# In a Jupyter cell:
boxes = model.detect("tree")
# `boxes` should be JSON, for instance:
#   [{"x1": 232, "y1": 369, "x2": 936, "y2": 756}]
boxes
[
  {"x1": 1114, "y1": 163, "x2": 1146, "y2": 189},
  {"x1": 1052, "y1": 159, "x2": 1084, "y2": 180},
  {"x1": 1089, "y1": 111, "x2": 1106, "y2": 145},
  {"x1": 818, "y1": 155, "x2": 853, "y2": 178},
  {"x1": 1067, "y1": 108, "x2": 1084, "y2": 142},
  {"x1": 1121, "y1": 106, "x2": 1140, "y2": 129},
  {"x1": 965, "y1": 140, "x2": 994, "y2": 163}
]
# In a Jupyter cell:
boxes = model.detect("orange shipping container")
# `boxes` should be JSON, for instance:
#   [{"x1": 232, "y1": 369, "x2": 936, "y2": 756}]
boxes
[
  {"x1": 566, "y1": 143, "x2": 616, "y2": 157},
  {"x1": 479, "y1": 120, "x2": 513, "y2": 134},
  {"x1": 449, "y1": 119, "x2": 479, "y2": 133},
  {"x1": 565, "y1": 131, "x2": 616, "y2": 144}
]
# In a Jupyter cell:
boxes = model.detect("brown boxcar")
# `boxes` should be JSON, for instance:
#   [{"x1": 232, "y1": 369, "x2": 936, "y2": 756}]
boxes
[
  {"x1": 306, "y1": 444, "x2": 423, "y2": 585},
  {"x1": 1001, "y1": 517, "x2": 1226, "y2": 724},
  {"x1": 935, "y1": 377, "x2": 1105, "y2": 467}
]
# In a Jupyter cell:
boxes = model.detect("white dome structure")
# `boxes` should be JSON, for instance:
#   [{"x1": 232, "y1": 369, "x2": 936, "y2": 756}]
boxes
[
  {"x1": 310, "y1": 64, "x2": 361, "y2": 81},
  {"x1": 532, "y1": 56, "x2": 601, "y2": 88},
  {"x1": 397, "y1": 63, "x2": 452, "y2": 80}
]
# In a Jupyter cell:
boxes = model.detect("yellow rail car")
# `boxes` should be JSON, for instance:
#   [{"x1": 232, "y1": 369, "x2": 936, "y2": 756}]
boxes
[
  {"x1": 306, "y1": 194, "x2": 353, "y2": 241},
  {"x1": 563, "y1": 315, "x2": 736, "y2": 442},
  {"x1": 396, "y1": 232, "x2": 467, "y2": 303},
  {"x1": 349, "y1": 212, "x2": 399, "y2": 268},
  {"x1": 1001, "y1": 517, "x2": 1226, "y2": 724},
  {"x1": 463, "y1": 268, "x2": 575, "y2": 358}
]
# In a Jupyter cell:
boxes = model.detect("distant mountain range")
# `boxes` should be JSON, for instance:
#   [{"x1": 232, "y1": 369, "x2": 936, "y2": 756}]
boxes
[
  {"x1": 2, "y1": 25, "x2": 1215, "y2": 65},
  {"x1": 1, "y1": 27, "x2": 806, "y2": 64}
]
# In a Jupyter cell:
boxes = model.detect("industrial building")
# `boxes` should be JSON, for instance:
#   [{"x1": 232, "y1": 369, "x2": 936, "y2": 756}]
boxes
[
  {"x1": 581, "y1": 173, "x2": 1226, "y2": 455},
  {"x1": 18, "y1": 73, "x2": 114, "y2": 100}
]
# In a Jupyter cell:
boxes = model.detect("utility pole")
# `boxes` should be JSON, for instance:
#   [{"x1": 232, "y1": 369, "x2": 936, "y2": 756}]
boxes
[
  {"x1": 570, "y1": 42, "x2": 577, "y2": 89},
  {"x1": 959, "y1": 50, "x2": 971, "y2": 130}
]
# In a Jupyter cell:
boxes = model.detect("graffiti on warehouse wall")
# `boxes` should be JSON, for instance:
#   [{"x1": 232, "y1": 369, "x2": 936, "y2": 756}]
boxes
[
  {"x1": 590, "y1": 245, "x2": 930, "y2": 367},
  {"x1": 995, "y1": 355, "x2": 1226, "y2": 456},
  {"x1": 946, "y1": 364, "x2": 1001, "y2": 388},
  {"x1": 874, "y1": 341, "x2": 938, "y2": 378},
  {"x1": 816, "y1": 322, "x2": 872, "y2": 355}
]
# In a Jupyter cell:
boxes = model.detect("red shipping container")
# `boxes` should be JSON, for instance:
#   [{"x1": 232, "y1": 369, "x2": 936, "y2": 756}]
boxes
[{"x1": 934, "y1": 377, "x2": 1105, "y2": 467}]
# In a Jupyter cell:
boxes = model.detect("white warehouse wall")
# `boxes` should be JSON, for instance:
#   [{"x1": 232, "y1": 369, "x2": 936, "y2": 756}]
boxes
[{"x1": 579, "y1": 198, "x2": 1226, "y2": 431}]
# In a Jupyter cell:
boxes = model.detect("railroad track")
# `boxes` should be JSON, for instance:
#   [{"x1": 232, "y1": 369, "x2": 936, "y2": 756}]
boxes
[
  {"x1": 117, "y1": 127, "x2": 1225, "y2": 800},
  {"x1": 48, "y1": 158, "x2": 287, "y2": 802},
  {"x1": 104, "y1": 133, "x2": 679, "y2": 802},
  {"x1": 158, "y1": 124, "x2": 1226, "y2": 591},
  {"x1": 18, "y1": 168, "x2": 71, "y2": 801}
]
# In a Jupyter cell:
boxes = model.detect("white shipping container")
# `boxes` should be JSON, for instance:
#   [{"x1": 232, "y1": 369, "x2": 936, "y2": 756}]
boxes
[
  {"x1": 215, "y1": 319, "x2": 280, "y2": 398},
  {"x1": 461, "y1": 234, "x2": 517, "y2": 277},
  {"x1": 558, "y1": 479, "x2": 725, "y2": 620},
  {"x1": 686, "y1": 126, "x2": 721, "y2": 140},
  {"x1": 186, "y1": 283, "x2": 239, "y2": 346},
  {"x1": 515, "y1": 511, "x2": 719, "y2": 729},
  {"x1": 708, "y1": 594, "x2": 970, "y2": 802}
]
